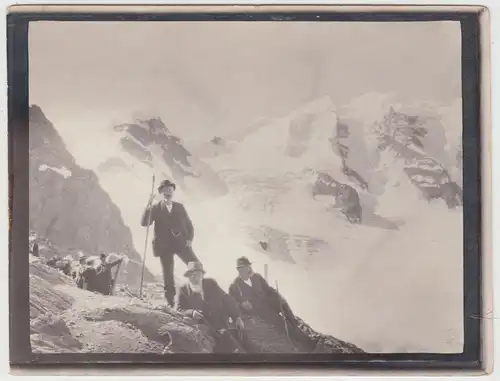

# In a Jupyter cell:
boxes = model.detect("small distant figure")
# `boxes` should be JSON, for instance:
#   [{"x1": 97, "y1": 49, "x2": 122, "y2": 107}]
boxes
[
  {"x1": 228, "y1": 257, "x2": 314, "y2": 349},
  {"x1": 76, "y1": 258, "x2": 97, "y2": 291},
  {"x1": 141, "y1": 179, "x2": 200, "y2": 307},
  {"x1": 75, "y1": 253, "x2": 124, "y2": 295},
  {"x1": 78, "y1": 252, "x2": 87, "y2": 265},
  {"x1": 176, "y1": 261, "x2": 246, "y2": 353},
  {"x1": 31, "y1": 242, "x2": 39, "y2": 257},
  {"x1": 72, "y1": 254, "x2": 87, "y2": 282},
  {"x1": 46, "y1": 255, "x2": 60, "y2": 268},
  {"x1": 93, "y1": 253, "x2": 125, "y2": 296},
  {"x1": 46, "y1": 255, "x2": 72, "y2": 276}
]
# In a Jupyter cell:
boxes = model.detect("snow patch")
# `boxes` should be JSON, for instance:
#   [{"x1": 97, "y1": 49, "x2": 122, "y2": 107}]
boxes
[{"x1": 38, "y1": 164, "x2": 72, "y2": 179}]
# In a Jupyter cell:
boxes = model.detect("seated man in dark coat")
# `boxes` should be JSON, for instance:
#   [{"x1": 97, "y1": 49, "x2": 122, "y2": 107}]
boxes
[
  {"x1": 175, "y1": 261, "x2": 246, "y2": 353},
  {"x1": 228, "y1": 257, "x2": 315, "y2": 349}
]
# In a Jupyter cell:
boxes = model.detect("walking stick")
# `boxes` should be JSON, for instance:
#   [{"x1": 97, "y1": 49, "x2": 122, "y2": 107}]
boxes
[
  {"x1": 275, "y1": 280, "x2": 292, "y2": 345},
  {"x1": 139, "y1": 175, "x2": 156, "y2": 299},
  {"x1": 110, "y1": 257, "x2": 123, "y2": 296}
]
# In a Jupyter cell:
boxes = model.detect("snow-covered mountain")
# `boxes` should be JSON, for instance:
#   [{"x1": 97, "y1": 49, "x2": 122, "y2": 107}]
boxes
[
  {"x1": 36, "y1": 92, "x2": 464, "y2": 354},
  {"x1": 112, "y1": 117, "x2": 228, "y2": 199},
  {"x1": 177, "y1": 94, "x2": 463, "y2": 353},
  {"x1": 337, "y1": 93, "x2": 463, "y2": 209}
]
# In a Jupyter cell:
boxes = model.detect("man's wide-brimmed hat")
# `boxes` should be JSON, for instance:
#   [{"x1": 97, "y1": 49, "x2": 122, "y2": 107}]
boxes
[
  {"x1": 184, "y1": 261, "x2": 205, "y2": 277},
  {"x1": 158, "y1": 179, "x2": 176, "y2": 192},
  {"x1": 236, "y1": 256, "x2": 252, "y2": 268}
]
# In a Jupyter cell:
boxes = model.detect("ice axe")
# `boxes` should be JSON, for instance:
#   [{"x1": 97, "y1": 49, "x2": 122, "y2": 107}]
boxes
[
  {"x1": 139, "y1": 174, "x2": 155, "y2": 299},
  {"x1": 275, "y1": 280, "x2": 292, "y2": 345}
]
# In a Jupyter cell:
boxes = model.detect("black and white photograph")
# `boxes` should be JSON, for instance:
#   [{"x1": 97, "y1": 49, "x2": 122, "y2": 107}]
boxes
[{"x1": 26, "y1": 17, "x2": 466, "y2": 356}]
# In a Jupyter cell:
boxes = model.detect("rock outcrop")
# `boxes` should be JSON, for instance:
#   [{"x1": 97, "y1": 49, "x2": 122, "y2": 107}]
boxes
[
  {"x1": 337, "y1": 101, "x2": 463, "y2": 209},
  {"x1": 30, "y1": 240, "x2": 364, "y2": 354},
  {"x1": 246, "y1": 225, "x2": 329, "y2": 264},
  {"x1": 376, "y1": 107, "x2": 463, "y2": 208},
  {"x1": 113, "y1": 117, "x2": 228, "y2": 198},
  {"x1": 309, "y1": 171, "x2": 364, "y2": 223},
  {"x1": 29, "y1": 105, "x2": 155, "y2": 287},
  {"x1": 331, "y1": 121, "x2": 370, "y2": 191}
]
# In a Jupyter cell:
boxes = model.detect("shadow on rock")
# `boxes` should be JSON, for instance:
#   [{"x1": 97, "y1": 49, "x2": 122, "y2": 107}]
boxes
[
  {"x1": 80, "y1": 304, "x2": 215, "y2": 353},
  {"x1": 361, "y1": 212, "x2": 404, "y2": 231}
]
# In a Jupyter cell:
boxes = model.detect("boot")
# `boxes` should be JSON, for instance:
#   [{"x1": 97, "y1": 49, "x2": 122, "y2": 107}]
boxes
[{"x1": 164, "y1": 291, "x2": 175, "y2": 308}]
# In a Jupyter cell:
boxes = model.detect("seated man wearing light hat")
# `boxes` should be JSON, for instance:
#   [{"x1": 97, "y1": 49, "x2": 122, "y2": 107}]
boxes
[{"x1": 175, "y1": 261, "x2": 246, "y2": 353}]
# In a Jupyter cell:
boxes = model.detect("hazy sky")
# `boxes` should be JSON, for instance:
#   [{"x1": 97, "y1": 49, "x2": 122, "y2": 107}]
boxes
[{"x1": 29, "y1": 20, "x2": 462, "y2": 145}]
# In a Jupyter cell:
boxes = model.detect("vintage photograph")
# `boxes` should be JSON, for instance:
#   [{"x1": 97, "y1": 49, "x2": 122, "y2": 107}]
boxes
[{"x1": 28, "y1": 19, "x2": 464, "y2": 355}]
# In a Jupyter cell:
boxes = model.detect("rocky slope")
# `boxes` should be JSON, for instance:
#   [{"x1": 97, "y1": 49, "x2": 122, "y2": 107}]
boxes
[
  {"x1": 29, "y1": 105, "x2": 155, "y2": 287},
  {"x1": 30, "y1": 245, "x2": 364, "y2": 354}
]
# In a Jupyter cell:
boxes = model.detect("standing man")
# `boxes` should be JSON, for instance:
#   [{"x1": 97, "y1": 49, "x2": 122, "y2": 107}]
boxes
[
  {"x1": 31, "y1": 242, "x2": 40, "y2": 257},
  {"x1": 141, "y1": 179, "x2": 200, "y2": 307}
]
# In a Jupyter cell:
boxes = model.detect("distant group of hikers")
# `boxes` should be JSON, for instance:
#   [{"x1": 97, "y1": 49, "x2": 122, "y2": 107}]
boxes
[
  {"x1": 141, "y1": 179, "x2": 316, "y2": 353},
  {"x1": 75, "y1": 253, "x2": 125, "y2": 295},
  {"x1": 43, "y1": 250, "x2": 125, "y2": 296}
]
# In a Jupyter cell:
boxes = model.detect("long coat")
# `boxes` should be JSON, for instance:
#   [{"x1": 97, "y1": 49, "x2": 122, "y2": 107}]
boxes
[
  {"x1": 141, "y1": 201, "x2": 194, "y2": 256},
  {"x1": 228, "y1": 272, "x2": 288, "y2": 325},
  {"x1": 176, "y1": 278, "x2": 241, "y2": 331}
]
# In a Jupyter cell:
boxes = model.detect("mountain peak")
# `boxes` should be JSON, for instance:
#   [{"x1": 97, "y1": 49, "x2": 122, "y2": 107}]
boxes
[{"x1": 29, "y1": 104, "x2": 50, "y2": 124}]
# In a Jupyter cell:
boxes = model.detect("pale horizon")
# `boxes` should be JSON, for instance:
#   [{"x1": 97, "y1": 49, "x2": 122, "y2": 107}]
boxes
[{"x1": 29, "y1": 20, "x2": 462, "y2": 148}]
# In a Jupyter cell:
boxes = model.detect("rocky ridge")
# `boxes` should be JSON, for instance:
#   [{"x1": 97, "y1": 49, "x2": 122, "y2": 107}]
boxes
[
  {"x1": 29, "y1": 239, "x2": 364, "y2": 354},
  {"x1": 29, "y1": 105, "x2": 155, "y2": 287}
]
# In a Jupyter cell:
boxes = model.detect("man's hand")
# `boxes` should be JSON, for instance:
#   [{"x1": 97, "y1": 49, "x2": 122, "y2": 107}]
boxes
[
  {"x1": 235, "y1": 317, "x2": 245, "y2": 330},
  {"x1": 192, "y1": 310, "x2": 204, "y2": 321},
  {"x1": 147, "y1": 193, "x2": 158, "y2": 206},
  {"x1": 186, "y1": 240, "x2": 192, "y2": 248},
  {"x1": 241, "y1": 301, "x2": 252, "y2": 311}
]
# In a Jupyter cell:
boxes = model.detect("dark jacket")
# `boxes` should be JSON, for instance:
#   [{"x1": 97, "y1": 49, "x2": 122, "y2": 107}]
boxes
[
  {"x1": 94, "y1": 258, "x2": 124, "y2": 295},
  {"x1": 229, "y1": 273, "x2": 312, "y2": 348},
  {"x1": 228, "y1": 273, "x2": 288, "y2": 324},
  {"x1": 176, "y1": 278, "x2": 241, "y2": 331},
  {"x1": 80, "y1": 259, "x2": 123, "y2": 295},
  {"x1": 141, "y1": 201, "x2": 194, "y2": 256}
]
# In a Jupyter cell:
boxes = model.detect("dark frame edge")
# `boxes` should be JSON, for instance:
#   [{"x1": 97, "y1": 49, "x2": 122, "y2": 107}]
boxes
[
  {"x1": 7, "y1": 12, "x2": 32, "y2": 365},
  {"x1": 477, "y1": 6, "x2": 494, "y2": 376}
]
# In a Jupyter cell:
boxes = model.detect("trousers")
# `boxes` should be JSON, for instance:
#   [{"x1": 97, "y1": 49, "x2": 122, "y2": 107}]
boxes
[
  {"x1": 158, "y1": 244, "x2": 199, "y2": 306},
  {"x1": 213, "y1": 329, "x2": 247, "y2": 353}
]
